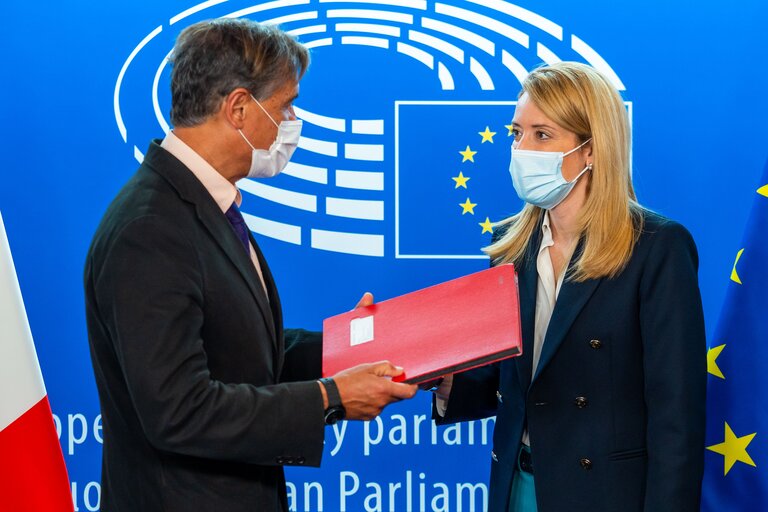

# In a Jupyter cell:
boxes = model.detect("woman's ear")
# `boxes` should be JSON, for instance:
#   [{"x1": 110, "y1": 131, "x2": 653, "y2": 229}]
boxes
[{"x1": 583, "y1": 139, "x2": 594, "y2": 165}]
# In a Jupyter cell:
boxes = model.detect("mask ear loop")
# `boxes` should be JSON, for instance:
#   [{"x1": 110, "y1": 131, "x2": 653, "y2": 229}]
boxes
[
  {"x1": 250, "y1": 94, "x2": 280, "y2": 128},
  {"x1": 570, "y1": 162, "x2": 592, "y2": 183},
  {"x1": 564, "y1": 138, "x2": 593, "y2": 182},
  {"x1": 568, "y1": 138, "x2": 594, "y2": 183},
  {"x1": 571, "y1": 164, "x2": 592, "y2": 183},
  {"x1": 238, "y1": 95, "x2": 281, "y2": 151},
  {"x1": 237, "y1": 129, "x2": 257, "y2": 151},
  {"x1": 563, "y1": 137, "x2": 592, "y2": 157}
]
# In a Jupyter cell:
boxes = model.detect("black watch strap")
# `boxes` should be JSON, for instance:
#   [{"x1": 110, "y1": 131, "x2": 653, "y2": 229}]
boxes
[
  {"x1": 319, "y1": 377, "x2": 346, "y2": 425},
  {"x1": 320, "y1": 378, "x2": 342, "y2": 408}
]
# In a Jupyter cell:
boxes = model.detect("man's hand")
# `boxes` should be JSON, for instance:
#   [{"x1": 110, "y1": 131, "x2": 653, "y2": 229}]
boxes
[{"x1": 332, "y1": 361, "x2": 417, "y2": 421}]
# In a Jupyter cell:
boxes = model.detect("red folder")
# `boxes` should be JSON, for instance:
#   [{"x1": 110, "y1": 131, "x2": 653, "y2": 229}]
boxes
[{"x1": 322, "y1": 265, "x2": 522, "y2": 384}]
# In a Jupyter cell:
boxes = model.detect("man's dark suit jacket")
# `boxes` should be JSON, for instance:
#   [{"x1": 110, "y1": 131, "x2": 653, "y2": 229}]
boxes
[
  {"x1": 437, "y1": 211, "x2": 706, "y2": 512},
  {"x1": 84, "y1": 141, "x2": 324, "y2": 512}
]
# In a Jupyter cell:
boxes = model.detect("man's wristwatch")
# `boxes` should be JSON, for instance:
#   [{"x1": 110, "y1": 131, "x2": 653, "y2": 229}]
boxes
[{"x1": 319, "y1": 377, "x2": 346, "y2": 425}]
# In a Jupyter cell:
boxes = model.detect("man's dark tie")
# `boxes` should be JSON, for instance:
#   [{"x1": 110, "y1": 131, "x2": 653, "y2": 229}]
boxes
[{"x1": 224, "y1": 203, "x2": 251, "y2": 255}]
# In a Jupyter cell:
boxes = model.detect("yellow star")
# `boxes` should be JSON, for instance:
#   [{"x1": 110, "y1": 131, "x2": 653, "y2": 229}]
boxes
[
  {"x1": 707, "y1": 422, "x2": 757, "y2": 475},
  {"x1": 459, "y1": 145, "x2": 477, "y2": 163},
  {"x1": 758, "y1": 184, "x2": 768, "y2": 197},
  {"x1": 479, "y1": 217, "x2": 493, "y2": 234},
  {"x1": 731, "y1": 248, "x2": 744, "y2": 284},
  {"x1": 707, "y1": 344, "x2": 726, "y2": 379},
  {"x1": 459, "y1": 198, "x2": 477, "y2": 215},
  {"x1": 504, "y1": 121, "x2": 515, "y2": 136},
  {"x1": 452, "y1": 172, "x2": 470, "y2": 189},
  {"x1": 478, "y1": 126, "x2": 496, "y2": 143}
]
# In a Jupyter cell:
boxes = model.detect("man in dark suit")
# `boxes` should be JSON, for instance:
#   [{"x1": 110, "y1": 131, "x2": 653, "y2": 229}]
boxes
[{"x1": 84, "y1": 19, "x2": 416, "y2": 512}]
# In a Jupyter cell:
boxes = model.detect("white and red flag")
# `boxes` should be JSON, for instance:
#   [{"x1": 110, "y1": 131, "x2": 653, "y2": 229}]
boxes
[{"x1": 0, "y1": 212, "x2": 74, "y2": 511}]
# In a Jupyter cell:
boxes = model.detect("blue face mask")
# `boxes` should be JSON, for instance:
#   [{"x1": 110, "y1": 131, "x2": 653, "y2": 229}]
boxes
[{"x1": 508, "y1": 138, "x2": 592, "y2": 210}]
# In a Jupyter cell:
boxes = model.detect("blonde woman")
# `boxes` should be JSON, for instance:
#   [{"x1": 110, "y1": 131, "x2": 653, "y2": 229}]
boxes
[{"x1": 433, "y1": 62, "x2": 706, "y2": 512}]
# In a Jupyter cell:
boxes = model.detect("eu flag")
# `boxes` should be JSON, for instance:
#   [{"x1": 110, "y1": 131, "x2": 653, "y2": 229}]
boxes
[
  {"x1": 702, "y1": 158, "x2": 768, "y2": 510},
  {"x1": 395, "y1": 101, "x2": 522, "y2": 259}
]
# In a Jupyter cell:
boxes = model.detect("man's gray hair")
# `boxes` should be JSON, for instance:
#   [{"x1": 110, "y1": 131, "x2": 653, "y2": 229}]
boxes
[{"x1": 169, "y1": 18, "x2": 309, "y2": 127}]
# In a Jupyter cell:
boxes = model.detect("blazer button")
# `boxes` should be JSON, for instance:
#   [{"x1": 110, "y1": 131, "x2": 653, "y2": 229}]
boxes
[
  {"x1": 276, "y1": 457, "x2": 285, "y2": 465},
  {"x1": 589, "y1": 339, "x2": 602, "y2": 349},
  {"x1": 574, "y1": 396, "x2": 588, "y2": 408},
  {"x1": 580, "y1": 458, "x2": 593, "y2": 470},
  {"x1": 297, "y1": 456, "x2": 306, "y2": 465},
  {"x1": 491, "y1": 451, "x2": 499, "y2": 462},
  {"x1": 496, "y1": 391, "x2": 503, "y2": 403}
]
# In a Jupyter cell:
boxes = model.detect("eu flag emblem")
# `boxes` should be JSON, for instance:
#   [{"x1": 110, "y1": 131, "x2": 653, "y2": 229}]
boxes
[{"x1": 395, "y1": 101, "x2": 523, "y2": 259}]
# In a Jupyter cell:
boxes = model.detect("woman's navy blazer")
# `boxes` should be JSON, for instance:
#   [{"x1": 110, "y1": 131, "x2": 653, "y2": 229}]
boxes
[{"x1": 437, "y1": 211, "x2": 706, "y2": 512}]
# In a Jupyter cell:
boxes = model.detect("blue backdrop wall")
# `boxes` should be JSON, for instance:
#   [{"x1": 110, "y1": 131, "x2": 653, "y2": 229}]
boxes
[{"x1": 1, "y1": 1, "x2": 767, "y2": 510}]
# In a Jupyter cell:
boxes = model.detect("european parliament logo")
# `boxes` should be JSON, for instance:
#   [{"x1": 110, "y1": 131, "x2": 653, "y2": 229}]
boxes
[{"x1": 113, "y1": 0, "x2": 629, "y2": 260}]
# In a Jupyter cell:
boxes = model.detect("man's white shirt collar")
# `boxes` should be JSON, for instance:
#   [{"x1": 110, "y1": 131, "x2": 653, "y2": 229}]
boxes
[{"x1": 161, "y1": 131, "x2": 242, "y2": 212}]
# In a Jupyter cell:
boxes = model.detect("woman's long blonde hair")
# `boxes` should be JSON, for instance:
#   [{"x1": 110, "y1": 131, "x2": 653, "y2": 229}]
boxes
[{"x1": 485, "y1": 62, "x2": 643, "y2": 281}]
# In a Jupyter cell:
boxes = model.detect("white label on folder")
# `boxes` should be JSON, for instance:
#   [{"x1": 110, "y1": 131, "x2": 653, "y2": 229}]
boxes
[{"x1": 350, "y1": 316, "x2": 374, "y2": 346}]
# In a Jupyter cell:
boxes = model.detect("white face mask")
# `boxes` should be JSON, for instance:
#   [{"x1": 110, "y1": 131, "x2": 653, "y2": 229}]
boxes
[
  {"x1": 508, "y1": 138, "x2": 592, "y2": 210},
  {"x1": 238, "y1": 95, "x2": 302, "y2": 178}
]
